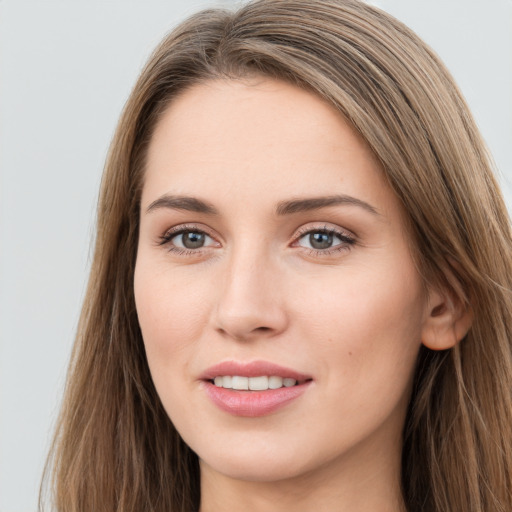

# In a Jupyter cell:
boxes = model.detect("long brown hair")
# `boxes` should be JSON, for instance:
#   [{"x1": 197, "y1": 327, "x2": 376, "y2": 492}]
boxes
[{"x1": 41, "y1": 1, "x2": 512, "y2": 510}]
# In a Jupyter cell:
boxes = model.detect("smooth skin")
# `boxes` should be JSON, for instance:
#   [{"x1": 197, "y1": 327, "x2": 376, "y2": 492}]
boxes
[{"x1": 134, "y1": 78, "x2": 470, "y2": 512}]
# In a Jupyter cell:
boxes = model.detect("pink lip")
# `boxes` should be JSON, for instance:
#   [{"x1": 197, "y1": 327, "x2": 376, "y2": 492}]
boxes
[{"x1": 200, "y1": 360, "x2": 312, "y2": 417}]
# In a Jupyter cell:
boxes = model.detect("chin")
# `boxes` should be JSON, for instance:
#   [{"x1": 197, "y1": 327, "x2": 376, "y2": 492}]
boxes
[
  {"x1": 199, "y1": 453, "x2": 309, "y2": 483},
  {"x1": 192, "y1": 430, "x2": 334, "y2": 484}
]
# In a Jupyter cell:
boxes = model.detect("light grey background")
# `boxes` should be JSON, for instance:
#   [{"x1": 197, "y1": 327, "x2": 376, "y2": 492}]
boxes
[{"x1": 0, "y1": 1, "x2": 510, "y2": 510}]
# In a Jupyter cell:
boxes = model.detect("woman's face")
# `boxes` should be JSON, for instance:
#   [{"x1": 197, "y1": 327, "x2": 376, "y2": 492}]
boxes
[{"x1": 135, "y1": 78, "x2": 434, "y2": 484}]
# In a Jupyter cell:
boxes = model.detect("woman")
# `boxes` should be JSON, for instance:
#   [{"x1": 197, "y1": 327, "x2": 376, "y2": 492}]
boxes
[{"x1": 42, "y1": 0, "x2": 512, "y2": 511}]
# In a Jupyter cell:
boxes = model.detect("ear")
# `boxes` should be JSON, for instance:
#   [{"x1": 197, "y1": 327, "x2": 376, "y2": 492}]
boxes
[{"x1": 421, "y1": 286, "x2": 473, "y2": 351}]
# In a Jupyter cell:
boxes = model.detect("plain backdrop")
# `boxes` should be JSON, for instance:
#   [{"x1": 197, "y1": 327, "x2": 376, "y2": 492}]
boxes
[{"x1": 0, "y1": 1, "x2": 511, "y2": 510}]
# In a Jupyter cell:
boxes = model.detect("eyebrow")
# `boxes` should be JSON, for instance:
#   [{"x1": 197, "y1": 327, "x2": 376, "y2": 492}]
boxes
[
  {"x1": 275, "y1": 195, "x2": 380, "y2": 216},
  {"x1": 145, "y1": 193, "x2": 379, "y2": 217},
  {"x1": 146, "y1": 195, "x2": 218, "y2": 215}
]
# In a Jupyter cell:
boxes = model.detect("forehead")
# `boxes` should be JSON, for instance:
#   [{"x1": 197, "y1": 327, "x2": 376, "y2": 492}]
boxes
[{"x1": 142, "y1": 77, "x2": 396, "y2": 219}]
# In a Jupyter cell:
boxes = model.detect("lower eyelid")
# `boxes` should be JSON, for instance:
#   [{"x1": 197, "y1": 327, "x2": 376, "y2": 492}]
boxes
[{"x1": 307, "y1": 243, "x2": 353, "y2": 254}]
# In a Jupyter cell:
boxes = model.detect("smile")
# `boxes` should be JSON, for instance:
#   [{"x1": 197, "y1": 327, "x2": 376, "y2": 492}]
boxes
[
  {"x1": 201, "y1": 361, "x2": 312, "y2": 416},
  {"x1": 213, "y1": 375, "x2": 299, "y2": 390}
]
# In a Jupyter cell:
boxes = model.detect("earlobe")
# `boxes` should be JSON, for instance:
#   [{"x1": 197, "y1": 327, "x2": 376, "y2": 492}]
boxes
[{"x1": 421, "y1": 288, "x2": 473, "y2": 351}]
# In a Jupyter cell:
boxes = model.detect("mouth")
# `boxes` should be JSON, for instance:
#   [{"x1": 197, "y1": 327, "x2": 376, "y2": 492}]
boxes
[
  {"x1": 200, "y1": 361, "x2": 313, "y2": 417},
  {"x1": 211, "y1": 375, "x2": 308, "y2": 390}
]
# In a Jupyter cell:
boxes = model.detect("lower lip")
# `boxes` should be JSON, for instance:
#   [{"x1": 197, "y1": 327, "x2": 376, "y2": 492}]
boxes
[{"x1": 203, "y1": 381, "x2": 310, "y2": 417}]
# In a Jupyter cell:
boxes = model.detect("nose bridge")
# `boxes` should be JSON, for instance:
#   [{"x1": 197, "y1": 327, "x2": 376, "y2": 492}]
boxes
[{"x1": 214, "y1": 239, "x2": 287, "y2": 340}]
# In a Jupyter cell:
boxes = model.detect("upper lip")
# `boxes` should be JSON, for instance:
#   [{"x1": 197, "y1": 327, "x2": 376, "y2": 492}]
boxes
[{"x1": 200, "y1": 360, "x2": 312, "y2": 382}]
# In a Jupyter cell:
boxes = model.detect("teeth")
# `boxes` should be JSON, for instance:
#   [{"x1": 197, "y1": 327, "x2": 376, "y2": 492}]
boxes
[
  {"x1": 268, "y1": 376, "x2": 283, "y2": 389},
  {"x1": 248, "y1": 376, "x2": 268, "y2": 390},
  {"x1": 213, "y1": 375, "x2": 298, "y2": 390},
  {"x1": 231, "y1": 376, "x2": 249, "y2": 390},
  {"x1": 283, "y1": 378, "x2": 296, "y2": 387}
]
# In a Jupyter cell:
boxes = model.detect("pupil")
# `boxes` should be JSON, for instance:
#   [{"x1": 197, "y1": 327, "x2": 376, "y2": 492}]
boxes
[
  {"x1": 182, "y1": 231, "x2": 205, "y2": 249},
  {"x1": 310, "y1": 232, "x2": 333, "y2": 249}
]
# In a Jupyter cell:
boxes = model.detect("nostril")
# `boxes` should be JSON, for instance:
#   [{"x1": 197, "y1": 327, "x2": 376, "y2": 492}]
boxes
[{"x1": 214, "y1": 301, "x2": 288, "y2": 341}]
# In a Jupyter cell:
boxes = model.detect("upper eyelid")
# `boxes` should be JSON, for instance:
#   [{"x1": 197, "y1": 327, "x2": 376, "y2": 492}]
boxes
[
  {"x1": 292, "y1": 223, "x2": 356, "y2": 240},
  {"x1": 162, "y1": 223, "x2": 217, "y2": 238}
]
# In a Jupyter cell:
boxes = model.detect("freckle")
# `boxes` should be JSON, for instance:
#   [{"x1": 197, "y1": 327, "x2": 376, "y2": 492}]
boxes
[{"x1": 348, "y1": 351, "x2": 353, "y2": 356}]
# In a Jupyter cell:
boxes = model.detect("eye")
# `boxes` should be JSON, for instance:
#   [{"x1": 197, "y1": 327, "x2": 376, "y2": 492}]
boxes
[
  {"x1": 303, "y1": 231, "x2": 337, "y2": 250},
  {"x1": 173, "y1": 230, "x2": 212, "y2": 249},
  {"x1": 158, "y1": 226, "x2": 219, "y2": 253},
  {"x1": 293, "y1": 226, "x2": 355, "y2": 253}
]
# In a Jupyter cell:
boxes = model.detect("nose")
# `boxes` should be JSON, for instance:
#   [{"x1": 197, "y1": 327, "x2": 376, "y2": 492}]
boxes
[{"x1": 213, "y1": 247, "x2": 289, "y2": 342}]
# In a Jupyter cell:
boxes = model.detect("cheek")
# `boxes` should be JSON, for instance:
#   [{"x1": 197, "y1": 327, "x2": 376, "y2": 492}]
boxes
[
  {"x1": 134, "y1": 260, "x2": 210, "y2": 369},
  {"x1": 133, "y1": 259, "x2": 216, "y2": 427},
  {"x1": 293, "y1": 261, "x2": 425, "y2": 384},
  {"x1": 282, "y1": 263, "x2": 425, "y2": 455}
]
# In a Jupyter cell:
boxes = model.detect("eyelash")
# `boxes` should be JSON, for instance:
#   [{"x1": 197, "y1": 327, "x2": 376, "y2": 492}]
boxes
[
  {"x1": 292, "y1": 225, "x2": 356, "y2": 256},
  {"x1": 157, "y1": 223, "x2": 356, "y2": 257},
  {"x1": 157, "y1": 224, "x2": 217, "y2": 256}
]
